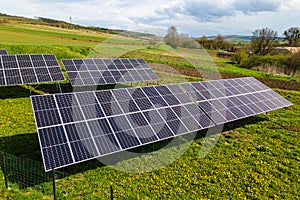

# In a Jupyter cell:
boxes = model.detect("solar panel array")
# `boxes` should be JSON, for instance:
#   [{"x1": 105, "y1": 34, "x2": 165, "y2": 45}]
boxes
[
  {"x1": 31, "y1": 84, "x2": 215, "y2": 171},
  {"x1": 181, "y1": 77, "x2": 292, "y2": 125},
  {"x1": 30, "y1": 77, "x2": 292, "y2": 171},
  {"x1": 0, "y1": 49, "x2": 8, "y2": 55},
  {"x1": 0, "y1": 54, "x2": 65, "y2": 86},
  {"x1": 62, "y1": 58, "x2": 159, "y2": 86}
]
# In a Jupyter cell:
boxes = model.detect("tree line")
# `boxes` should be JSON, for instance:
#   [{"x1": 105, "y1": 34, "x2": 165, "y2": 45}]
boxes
[
  {"x1": 233, "y1": 27, "x2": 300, "y2": 77},
  {"x1": 164, "y1": 26, "x2": 300, "y2": 50},
  {"x1": 164, "y1": 26, "x2": 300, "y2": 77}
]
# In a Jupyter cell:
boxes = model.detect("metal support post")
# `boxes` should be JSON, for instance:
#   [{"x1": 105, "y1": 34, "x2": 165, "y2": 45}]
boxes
[
  {"x1": 52, "y1": 169, "x2": 57, "y2": 200},
  {"x1": 110, "y1": 185, "x2": 114, "y2": 200}
]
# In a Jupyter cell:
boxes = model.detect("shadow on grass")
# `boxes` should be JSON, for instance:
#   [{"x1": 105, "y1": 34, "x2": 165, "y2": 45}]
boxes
[
  {"x1": 0, "y1": 86, "x2": 33, "y2": 99},
  {"x1": 0, "y1": 115, "x2": 266, "y2": 189},
  {"x1": 0, "y1": 82, "x2": 120, "y2": 100}
]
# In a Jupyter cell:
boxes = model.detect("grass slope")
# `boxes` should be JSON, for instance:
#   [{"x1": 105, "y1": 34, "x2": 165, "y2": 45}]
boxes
[
  {"x1": 0, "y1": 14, "x2": 299, "y2": 199},
  {"x1": 0, "y1": 86, "x2": 299, "y2": 199}
]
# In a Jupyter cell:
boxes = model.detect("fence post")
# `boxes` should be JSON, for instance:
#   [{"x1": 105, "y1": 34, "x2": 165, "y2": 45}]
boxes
[
  {"x1": 2, "y1": 152, "x2": 8, "y2": 188},
  {"x1": 52, "y1": 169, "x2": 57, "y2": 200},
  {"x1": 110, "y1": 185, "x2": 113, "y2": 200}
]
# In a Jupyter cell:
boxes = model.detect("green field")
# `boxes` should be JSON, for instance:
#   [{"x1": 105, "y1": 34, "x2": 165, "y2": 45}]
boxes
[{"x1": 0, "y1": 15, "x2": 299, "y2": 199}]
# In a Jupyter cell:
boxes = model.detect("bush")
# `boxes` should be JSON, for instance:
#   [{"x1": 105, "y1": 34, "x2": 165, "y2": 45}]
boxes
[
  {"x1": 286, "y1": 52, "x2": 300, "y2": 76},
  {"x1": 235, "y1": 54, "x2": 300, "y2": 76},
  {"x1": 244, "y1": 54, "x2": 290, "y2": 69},
  {"x1": 231, "y1": 51, "x2": 249, "y2": 66}
]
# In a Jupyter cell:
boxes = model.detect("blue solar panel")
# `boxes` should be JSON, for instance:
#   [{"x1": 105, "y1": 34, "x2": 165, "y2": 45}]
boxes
[
  {"x1": 62, "y1": 58, "x2": 159, "y2": 86},
  {"x1": 180, "y1": 77, "x2": 293, "y2": 125},
  {"x1": 0, "y1": 54, "x2": 64, "y2": 86},
  {"x1": 31, "y1": 83, "x2": 214, "y2": 171},
  {"x1": 31, "y1": 77, "x2": 292, "y2": 171}
]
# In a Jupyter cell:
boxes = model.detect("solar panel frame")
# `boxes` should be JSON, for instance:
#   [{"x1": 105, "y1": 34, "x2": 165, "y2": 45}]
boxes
[
  {"x1": 62, "y1": 58, "x2": 159, "y2": 86},
  {"x1": 0, "y1": 54, "x2": 65, "y2": 86},
  {"x1": 31, "y1": 83, "x2": 215, "y2": 171},
  {"x1": 31, "y1": 77, "x2": 292, "y2": 171},
  {"x1": 180, "y1": 77, "x2": 293, "y2": 125}
]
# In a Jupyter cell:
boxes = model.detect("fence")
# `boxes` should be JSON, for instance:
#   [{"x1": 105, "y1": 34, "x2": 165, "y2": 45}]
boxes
[
  {"x1": 1, "y1": 152, "x2": 68, "y2": 189},
  {"x1": 0, "y1": 152, "x2": 127, "y2": 199},
  {"x1": 1, "y1": 152, "x2": 173, "y2": 199}
]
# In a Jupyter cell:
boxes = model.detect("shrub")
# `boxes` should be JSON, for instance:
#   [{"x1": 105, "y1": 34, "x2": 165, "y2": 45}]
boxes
[{"x1": 231, "y1": 51, "x2": 249, "y2": 66}]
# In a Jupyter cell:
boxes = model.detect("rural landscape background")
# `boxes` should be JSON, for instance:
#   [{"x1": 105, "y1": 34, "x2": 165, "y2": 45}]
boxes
[{"x1": 0, "y1": 13, "x2": 299, "y2": 199}]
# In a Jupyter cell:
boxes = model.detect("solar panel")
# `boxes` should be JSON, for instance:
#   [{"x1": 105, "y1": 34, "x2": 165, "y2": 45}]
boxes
[
  {"x1": 0, "y1": 54, "x2": 65, "y2": 86},
  {"x1": 31, "y1": 84, "x2": 214, "y2": 171},
  {"x1": 62, "y1": 58, "x2": 159, "y2": 86},
  {"x1": 31, "y1": 77, "x2": 292, "y2": 171},
  {"x1": 0, "y1": 49, "x2": 8, "y2": 55},
  {"x1": 180, "y1": 77, "x2": 293, "y2": 125}
]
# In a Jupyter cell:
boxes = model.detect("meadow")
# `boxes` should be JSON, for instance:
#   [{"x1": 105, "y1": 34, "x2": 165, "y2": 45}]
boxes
[{"x1": 0, "y1": 15, "x2": 299, "y2": 199}]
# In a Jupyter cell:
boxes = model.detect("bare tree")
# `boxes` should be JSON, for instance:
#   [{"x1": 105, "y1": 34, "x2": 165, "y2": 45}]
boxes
[
  {"x1": 251, "y1": 28, "x2": 278, "y2": 56},
  {"x1": 164, "y1": 26, "x2": 179, "y2": 48},
  {"x1": 284, "y1": 27, "x2": 300, "y2": 47}
]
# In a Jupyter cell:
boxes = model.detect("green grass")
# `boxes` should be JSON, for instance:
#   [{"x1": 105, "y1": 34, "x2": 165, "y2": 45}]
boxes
[
  {"x1": 124, "y1": 49, "x2": 300, "y2": 83},
  {"x1": 0, "y1": 16, "x2": 299, "y2": 199},
  {"x1": 0, "y1": 84, "x2": 299, "y2": 199}
]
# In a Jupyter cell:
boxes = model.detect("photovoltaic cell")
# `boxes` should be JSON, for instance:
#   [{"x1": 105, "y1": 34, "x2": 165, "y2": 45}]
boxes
[
  {"x1": 31, "y1": 77, "x2": 292, "y2": 171},
  {"x1": 0, "y1": 49, "x2": 8, "y2": 55},
  {"x1": 62, "y1": 58, "x2": 159, "y2": 86},
  {"x1": 0, "y1": 54, "x2": 64, "y2": 86},
  {"x1": 31, "y1": 83, "x2": 213, "y2": 171},
  {"x1": 180, "y1": 77, "x2": 293, "y2": 125}
]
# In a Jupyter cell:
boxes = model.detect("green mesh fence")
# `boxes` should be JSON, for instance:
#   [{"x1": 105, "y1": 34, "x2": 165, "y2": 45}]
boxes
[
  {"x1": 1, "y1": 152, "x2": 166, "y2": 199},
  {"x1": 1, "y1": 151, "x2": 68, "y2": 189}
]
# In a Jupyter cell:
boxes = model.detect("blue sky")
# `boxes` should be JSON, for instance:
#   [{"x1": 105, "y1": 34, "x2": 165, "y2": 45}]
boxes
[{"x1": 0, "y1": 0, "x2": 299, "y2": 37}]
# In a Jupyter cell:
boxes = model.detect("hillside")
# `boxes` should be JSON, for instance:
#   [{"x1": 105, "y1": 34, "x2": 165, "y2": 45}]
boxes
[
  {"x1": 0, "y1": 13, "x2": 155, "y2": 40},
  {"x1": 202, "y1": 35, "x2": 252, "y2": 43},
  {"x1": 0, "y1": 13, "x2": 299, "y2": 199}
]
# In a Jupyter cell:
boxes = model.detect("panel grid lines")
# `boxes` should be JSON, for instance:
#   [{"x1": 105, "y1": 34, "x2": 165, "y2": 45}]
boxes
[
  {"x1": 51, "y1": 94, "x2": 76, "y2": 167},
  {"x1": 73, "y1": 94, "x2": 102, "y2": 158},
  {"x1": 62, "y1": 58, "x2": 159, "y2": 86},
  {"x1": 31, "y1": 77, "x2": 292, "y2": 171},
  {"x1": 180, "y1": 77, "x2": 292, "y2": 125},
  {"x1": 0, "y1": 54, "x2": 65, "y2": 86}
]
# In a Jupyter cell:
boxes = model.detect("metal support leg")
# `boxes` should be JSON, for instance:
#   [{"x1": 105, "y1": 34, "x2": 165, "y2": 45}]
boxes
[
  {"x1": 52, "y1": 169, "x2": 57, "y2": 200},
  {"x1": 110, "y1": 185, "x2": 114, "y2": 200}
]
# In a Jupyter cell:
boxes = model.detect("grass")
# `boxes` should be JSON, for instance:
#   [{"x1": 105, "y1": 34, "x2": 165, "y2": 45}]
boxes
[
  {"x1": 0, "y1": 84, "x2": 299, "y2": 199},
  {"x1": 0, "y1": 14, "x2": 299, "y2": 199},
  {"x1": 124, "y1": 49, "x2": 300, "y2": 83}
]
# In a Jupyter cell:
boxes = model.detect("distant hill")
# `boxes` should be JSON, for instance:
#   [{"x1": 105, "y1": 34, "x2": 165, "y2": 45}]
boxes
[
  {"x1": 0, "y1": 13, "x2": 156, "y2": 38},
  {"x1": 206, "y1": 35, "x2": 252, "y2": 43},
  {"x1": 223, "y1": 35, "x2": 252, "y2": 43}
]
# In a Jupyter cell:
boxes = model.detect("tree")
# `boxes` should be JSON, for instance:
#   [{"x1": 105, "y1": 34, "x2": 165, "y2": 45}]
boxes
[
  {"x1": 178, "y1": 33, "x2": 200, "y2": 49},
  {"x1": 197, "y1": 35, "x2": 216, "y2": 49},
  {"x1": 164, "y1": 26, "x2": 179, "y2": 48},
  {"x1": 251, "y1": 28, "x2": 278, "y2": 56},
  {"x1": 231, "y1": 51, "x2": 249, "y2": 66},
  {"x1": 215, "y1": 34, "x2": 225, "y2": 49},
  {"x1": 198, "y1": 35, "x2": 208, "y2": 48},
  {"x1": 284, "y1": 27, "x2": 300, "y2": 47}
]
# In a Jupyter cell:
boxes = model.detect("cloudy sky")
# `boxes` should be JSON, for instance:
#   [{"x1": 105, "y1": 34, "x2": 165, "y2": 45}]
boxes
[{"x1": 0, "y1": 0, "x2": 299, "y2": 36}]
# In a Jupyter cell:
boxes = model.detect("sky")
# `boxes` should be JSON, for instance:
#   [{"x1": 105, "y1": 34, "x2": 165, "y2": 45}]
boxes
[{"x1": 0, "y1": 0, "x2": 299, "y2": 37}]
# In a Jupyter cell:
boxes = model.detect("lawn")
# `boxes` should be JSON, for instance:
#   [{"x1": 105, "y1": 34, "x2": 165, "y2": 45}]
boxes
[{"x1": 0, "y1": 15, "x2": 299, "y2": 199}]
